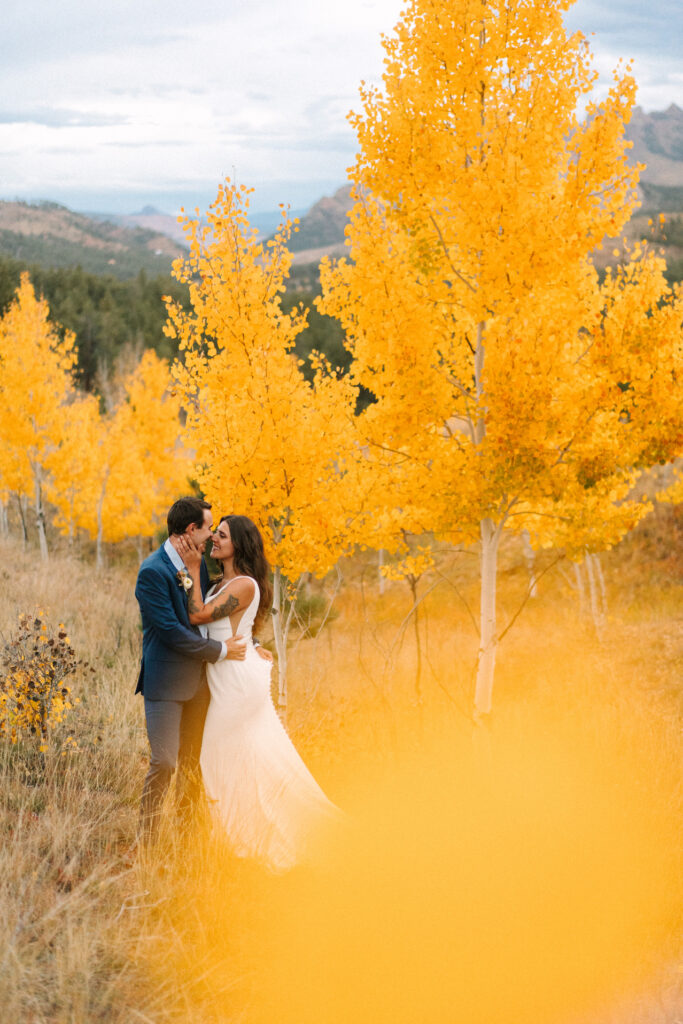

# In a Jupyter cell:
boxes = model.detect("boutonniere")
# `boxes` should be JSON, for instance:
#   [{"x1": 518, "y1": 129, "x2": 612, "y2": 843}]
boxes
[{"x1": 176, "y1": 569, "x2": 193, "y2": 592}]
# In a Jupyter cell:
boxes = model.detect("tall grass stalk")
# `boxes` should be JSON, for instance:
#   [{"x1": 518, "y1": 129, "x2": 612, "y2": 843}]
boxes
[{"x1": 0, "y1": 530, "x2": 680, "y2": 1022}]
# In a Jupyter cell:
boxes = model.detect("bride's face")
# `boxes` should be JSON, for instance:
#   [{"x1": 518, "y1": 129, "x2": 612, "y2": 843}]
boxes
[{"x1": 210, "y1": 520, "x2": 234, "y2": 561}]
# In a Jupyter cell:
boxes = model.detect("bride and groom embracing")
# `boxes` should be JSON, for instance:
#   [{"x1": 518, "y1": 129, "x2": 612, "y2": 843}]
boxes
[{"x1": 135, "y1": 496, "x2": 338, "y2": 871}]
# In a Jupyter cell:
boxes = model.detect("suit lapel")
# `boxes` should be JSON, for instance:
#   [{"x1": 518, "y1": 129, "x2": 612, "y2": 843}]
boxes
[
  {"x1": 156, "y1": 545, "x2": 192, "y2": 623},
  {"x1": 158, "y1": 543, "x2": 207, "y2": 624}
]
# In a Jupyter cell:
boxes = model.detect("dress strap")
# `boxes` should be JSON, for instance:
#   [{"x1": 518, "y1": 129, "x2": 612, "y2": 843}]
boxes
[{"x1": 208, "y1": 575, "x2": 255, "y2": 599}]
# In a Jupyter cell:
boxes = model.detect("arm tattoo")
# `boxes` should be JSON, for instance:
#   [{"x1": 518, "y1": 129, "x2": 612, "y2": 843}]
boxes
[
  {"x1": 211, "y1": 594, "x2": 240, "y2": 621},
  {"x1": 187, "y1": 584, "x2": 200, "y2": 615}
]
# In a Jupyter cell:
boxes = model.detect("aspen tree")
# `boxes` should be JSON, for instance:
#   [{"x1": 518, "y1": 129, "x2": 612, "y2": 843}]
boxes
[
  {"x1": 47, "y1": 351, "x2": 190, "y2": 564},
  {"x1": 107, "y1": 350, "x2": 193, "y2": 546},
  {"x1": 44, "y1": 393, "x2": 102, "y2": 545},
  {"x1": 319, "y1": 0, "x2": 683, "y2": 717},
  {"x1": 0, "y1": 275, "x2": 77, "y2": 559},
  {"x1": 658, "y1": 472, "x2": 683, "y2": 505},
  {"x1": 167, "y1": 182, "x2": 360, "y2": 710}
]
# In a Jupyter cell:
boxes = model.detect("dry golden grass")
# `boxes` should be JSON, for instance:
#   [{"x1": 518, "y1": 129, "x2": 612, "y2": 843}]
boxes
[
  {"x1": 0, "y1": 514, "x2": 680, "y2": 1023},
  {"x1": 0, "y1": 540, "x2": 148, "y2": 1022}
]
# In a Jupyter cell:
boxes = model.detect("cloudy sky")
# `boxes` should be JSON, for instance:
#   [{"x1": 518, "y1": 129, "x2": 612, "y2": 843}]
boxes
[{"x1": 1, "y1": 0, "x2": 680, "y2": 216}]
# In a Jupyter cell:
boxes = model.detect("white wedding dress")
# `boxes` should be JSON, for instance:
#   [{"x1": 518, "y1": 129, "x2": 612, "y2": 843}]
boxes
[{"x1": 200, "y1": 577, "x2": 339, "y2": 872}]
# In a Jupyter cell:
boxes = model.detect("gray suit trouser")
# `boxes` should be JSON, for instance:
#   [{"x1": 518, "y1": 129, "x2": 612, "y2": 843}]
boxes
[{"x1": 139, "y1": 683, "x2": 210, "y2": 842}]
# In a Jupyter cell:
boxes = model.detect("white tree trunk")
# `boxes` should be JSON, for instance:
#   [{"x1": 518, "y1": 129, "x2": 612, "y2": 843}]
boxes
[
  {"x1": 407, "y1": 576, "x2": 423, "y2": 707},
  {"x1": 573, "y1": 561, "x2": 587, "y2": 619},
  {"x1": 94, "y1": 472, "x2": 111, "y2": 569},
  {"x1": 17, "y1": 494, "x2": 29, "y2": 546},
  {"x1": 378, "y1": 548, "x2": 386, "y2": 595},
  {"x1": 33, "y1": 472, "x2": 49, "y2": 561},
  {"x1": 592, "y1": 553, "x2": 607, "y2": 619},
  {"x1": 271, "y1": 566, "x2": 288, "y2": 713},
  {"x1": 584, "y1": 551, "x2": 604, "y2": 638},
  {"x1": 96, "y1": 495, "x2": 105, "y2": 570},
  {"x1": 0, "y1": 498, "x2": 8, "y2": 538},
  {"x1": 474, "y1": 517, "x2": 501, "y2": 717},
  {"x1": 521, "y1": 529, "x2": 538, "y2": 598}
]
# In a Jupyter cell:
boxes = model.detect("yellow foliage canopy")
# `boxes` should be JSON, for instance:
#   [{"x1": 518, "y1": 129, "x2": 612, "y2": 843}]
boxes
[
  {"x1": 168, "y1": 182, "x2": 361, "y2": 581},
  {"x1": 0, "y1": 273, "x2": 77, "y2": 500},
  {"x1": 318, "y1": 0, "x2": 683, "y2": 713},
  {"x1": 319, "y1": 0, "x2": 682, "y2": 556},
  {"x1": 47, "y1": 350, "x2": 192, "y2": 546}
]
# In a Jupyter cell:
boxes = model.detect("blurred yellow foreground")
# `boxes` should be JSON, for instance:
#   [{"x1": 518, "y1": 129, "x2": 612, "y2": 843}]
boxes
[{"x1": 157, "y1": 696, "x2": 678, "y2": 1024}]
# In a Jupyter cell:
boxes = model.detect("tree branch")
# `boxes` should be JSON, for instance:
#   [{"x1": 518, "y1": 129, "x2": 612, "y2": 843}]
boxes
[{"x1": 497, "y1": 552, "x2": 565, "y2": 643}]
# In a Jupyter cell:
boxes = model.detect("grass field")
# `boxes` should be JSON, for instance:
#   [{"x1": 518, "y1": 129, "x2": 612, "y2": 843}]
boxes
[{"x1": 0, "y1": 505, "x2": 680, "y2": 1023}]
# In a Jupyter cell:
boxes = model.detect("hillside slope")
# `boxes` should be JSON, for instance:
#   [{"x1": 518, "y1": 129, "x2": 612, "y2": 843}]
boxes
[
  {"x1": 0, "y1": 201, "x2": 186, "y2": 279},
  {"x1": 87, "y1": 205, "x2": 189, "y2": 248},
  {"x1": 3, "y1": 108, "x2": 682, "y2": 279}
]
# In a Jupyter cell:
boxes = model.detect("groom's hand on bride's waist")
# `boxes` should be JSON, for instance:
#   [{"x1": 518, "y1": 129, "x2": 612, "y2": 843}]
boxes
[{"x1": 224, "y1": 635, "x2": 247, "y2": 660}]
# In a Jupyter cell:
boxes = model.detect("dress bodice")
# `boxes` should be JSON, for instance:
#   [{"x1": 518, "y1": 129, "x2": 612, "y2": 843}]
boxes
[
  {"x1": 205, "y1": 575, "x2": 260, "y2": 643},
  {"x1": 199, "y1": 565, "x2": 339, "y2": 871}
]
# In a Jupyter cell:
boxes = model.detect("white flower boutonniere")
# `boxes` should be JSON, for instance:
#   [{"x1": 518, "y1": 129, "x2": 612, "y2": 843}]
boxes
[{"x1": 176, "y1": 569, "x2": 193, "y2": 592}]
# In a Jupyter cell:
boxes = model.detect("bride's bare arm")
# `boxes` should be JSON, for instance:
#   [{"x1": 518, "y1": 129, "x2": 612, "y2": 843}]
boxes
[
  {"x1": 176, "y1": 535, "x2": 255, "y2": 625},
  {"x1": 190, "y1": 577, "x2": 254, "y2": 625}
]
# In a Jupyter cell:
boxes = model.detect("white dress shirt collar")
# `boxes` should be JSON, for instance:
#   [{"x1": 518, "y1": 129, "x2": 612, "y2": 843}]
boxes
[{"x1": 164, "y1": 537, "x2": 185, "y2": 572}]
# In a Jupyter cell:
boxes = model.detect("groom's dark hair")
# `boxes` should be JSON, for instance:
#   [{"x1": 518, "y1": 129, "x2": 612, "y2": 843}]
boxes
[{"x1": 167, "y1": 497, "x2": 211, "y2": 536}]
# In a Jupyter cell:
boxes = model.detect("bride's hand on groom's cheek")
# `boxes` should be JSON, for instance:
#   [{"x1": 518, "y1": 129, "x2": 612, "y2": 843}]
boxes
[{"x1": 177, "y1": 535, "x2": 202, "y2": 567}]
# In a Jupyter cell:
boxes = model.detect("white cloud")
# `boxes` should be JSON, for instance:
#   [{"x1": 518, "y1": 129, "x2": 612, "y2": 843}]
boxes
[
  {"x1": 566, "y1": 0, "x2": 683, "y2": 111},
  {"x1": 0, "y1": 0, "x2": 404, "y2": 210},
  {"x1": 0, "y1": 0, "x2": 680, "y2": 214}
]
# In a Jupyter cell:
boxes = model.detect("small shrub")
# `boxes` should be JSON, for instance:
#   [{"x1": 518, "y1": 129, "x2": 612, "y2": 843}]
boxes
[{"x1": 0, "y1": 612, "x2": 84, "y2": 753}]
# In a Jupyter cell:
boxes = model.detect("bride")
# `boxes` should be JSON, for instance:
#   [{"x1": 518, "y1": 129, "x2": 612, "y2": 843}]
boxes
[{"x1": 177, "y1": 514, "x2": 339, "y2": 871}]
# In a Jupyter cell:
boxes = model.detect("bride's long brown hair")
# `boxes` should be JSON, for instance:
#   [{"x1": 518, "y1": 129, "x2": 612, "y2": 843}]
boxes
[{"x1": 220, "y1": 514, "x2": 273, "y2": 632}]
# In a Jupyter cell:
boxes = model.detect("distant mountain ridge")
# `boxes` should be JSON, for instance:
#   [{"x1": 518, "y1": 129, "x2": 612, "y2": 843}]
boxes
[
  {"x1": 1, "y1": 107, "x2": 681, "y2": 280},
  {"x1": 0, "y1": 200, "x2": 185, "y2": 278},
  {"x1": 89, "y1": 204, "x2": 309, "y2": 253},
  {"x1": 628, "y1": 104, "x2": 683, "y2": 212},
  {"x1": 288, "y1": 185, "x2": 352, "y2": 260},
  {"x1": 86, "y1": 206, "x2": 189, "y2": 248},
  {"x1": 629, "y1": 104, "x2": 683, "y2": 184}
]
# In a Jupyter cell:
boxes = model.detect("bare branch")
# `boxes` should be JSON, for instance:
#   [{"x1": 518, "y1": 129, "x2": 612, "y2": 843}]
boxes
[
  {"x1": 428, "y1": 213, "x2": 478, "y2": 293},
  {"x1": 432, "y1": 569, "x2": 480, "y2": 636},
  {"x1": 497, "y1": 553, "x2": 565, "y2": 643}
]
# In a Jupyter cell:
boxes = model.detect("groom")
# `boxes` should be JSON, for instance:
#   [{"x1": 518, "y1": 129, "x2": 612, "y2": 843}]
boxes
[{"x1": 135, "y1": 496, "x2": 253, "y2": 841}]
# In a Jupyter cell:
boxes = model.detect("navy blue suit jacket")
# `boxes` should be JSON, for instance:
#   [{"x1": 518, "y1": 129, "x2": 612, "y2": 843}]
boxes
[{"x1": 134, "y1": 545, "x2": 222, "y2": 701}]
